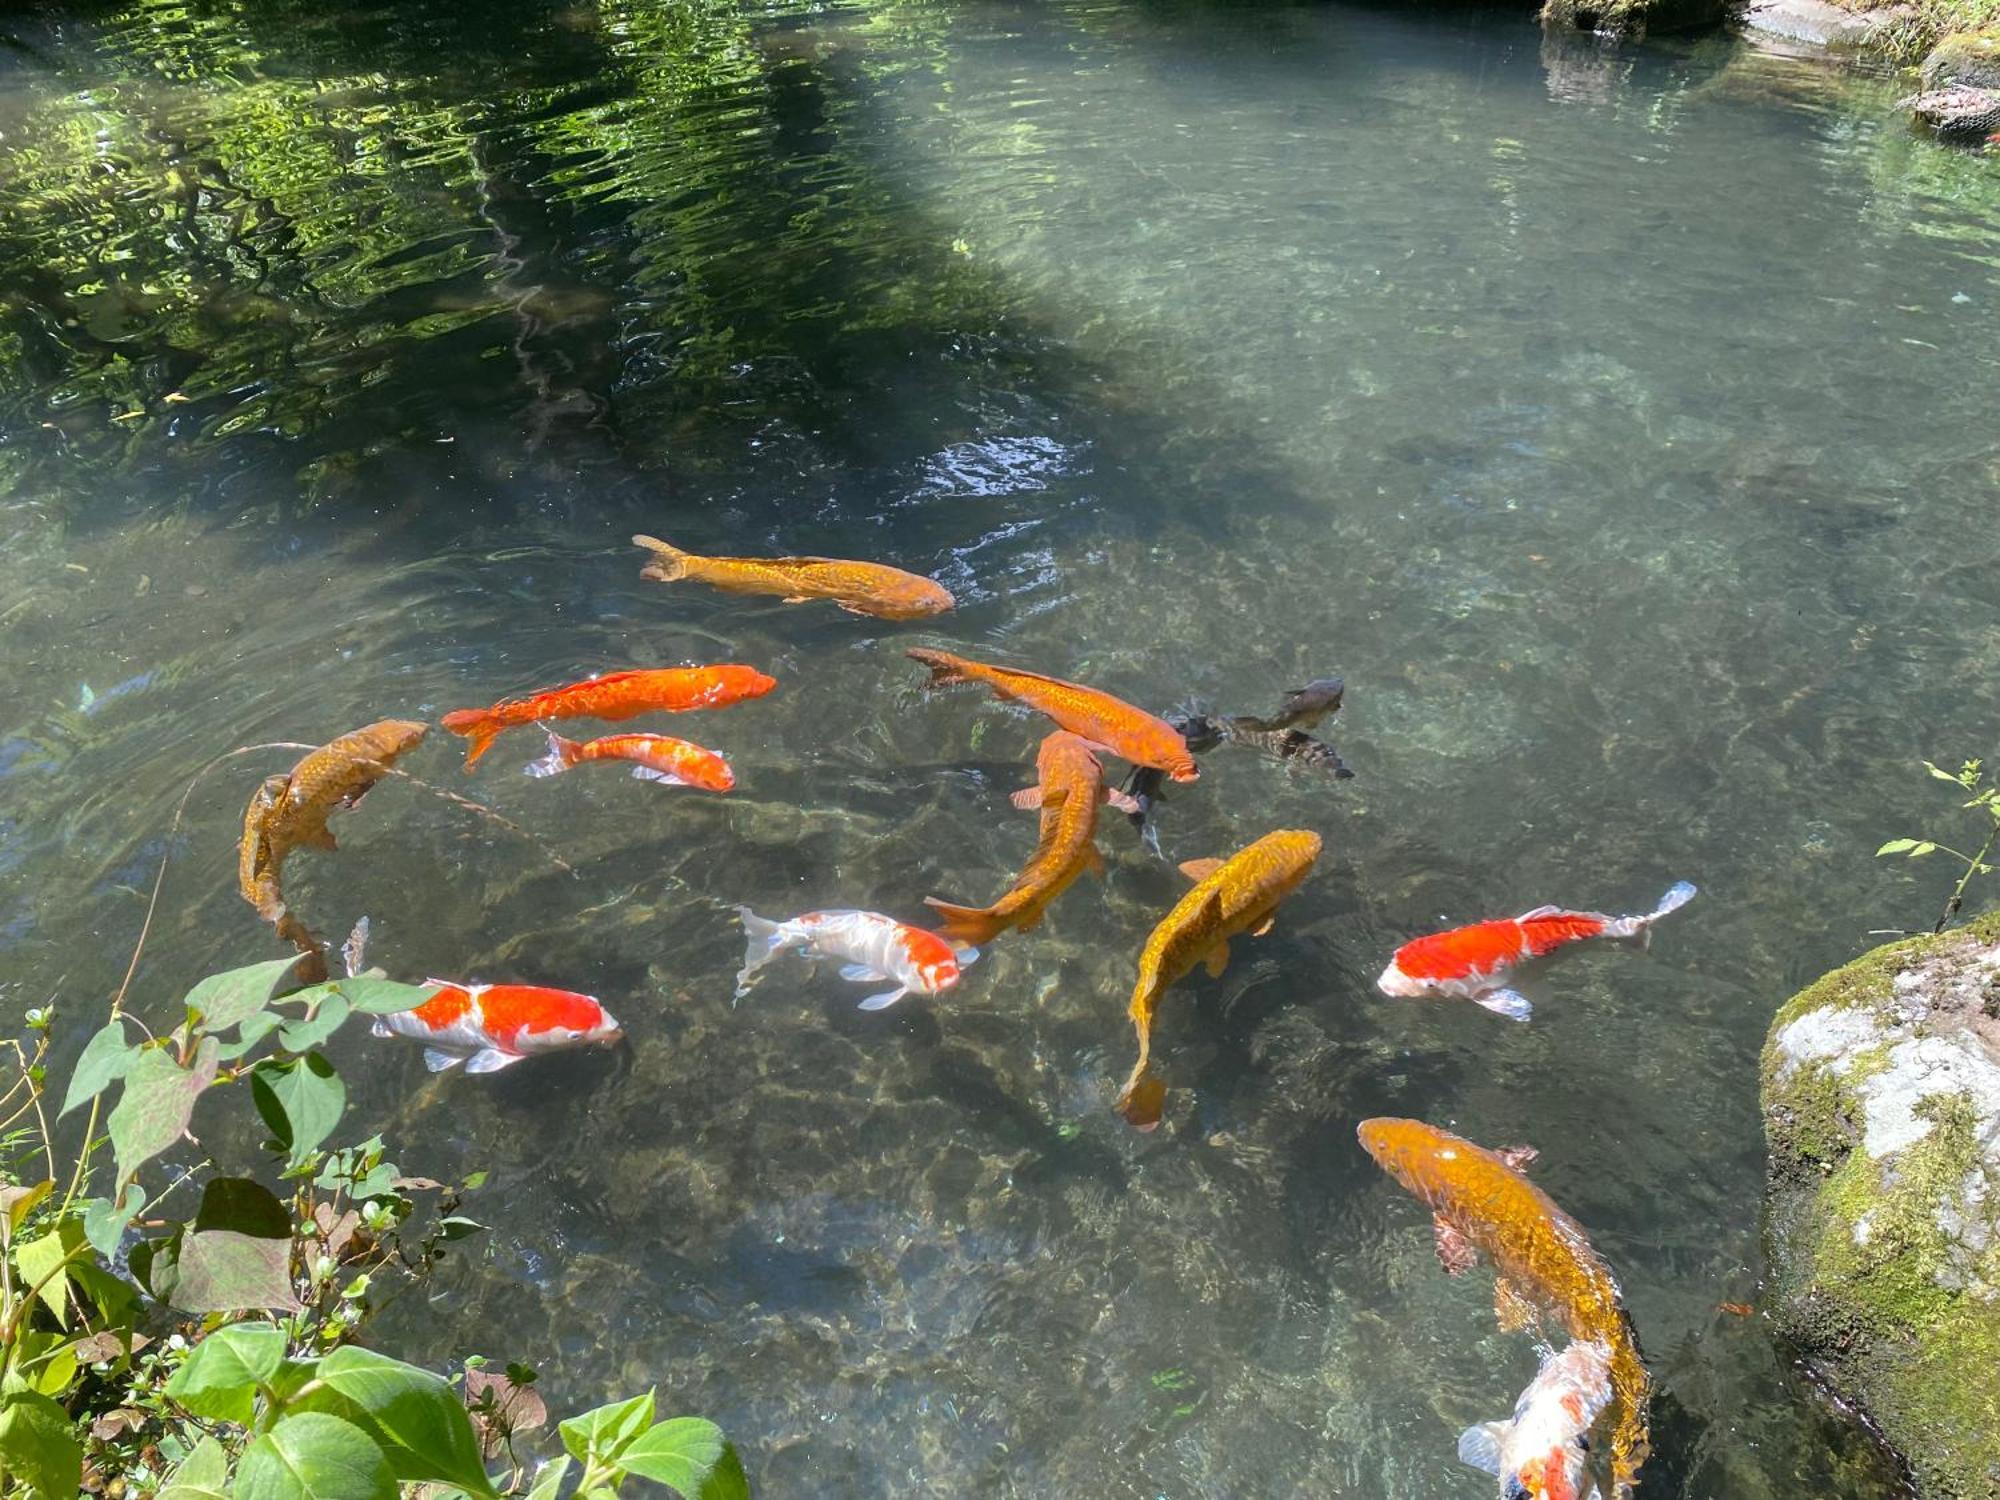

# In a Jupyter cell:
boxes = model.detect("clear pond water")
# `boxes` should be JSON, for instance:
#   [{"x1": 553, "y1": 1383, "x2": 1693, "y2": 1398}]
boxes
[{"x1": 4, "y1": 0, "x2": 1999, "y2": 1493}]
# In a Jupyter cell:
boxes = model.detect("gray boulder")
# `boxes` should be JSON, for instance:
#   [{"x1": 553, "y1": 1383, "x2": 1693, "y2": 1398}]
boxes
[
  {"x1": 1761, "y1": 911, "x2": 2000, "y2": 1499},
  {"x1": 1542, "y1": 0, "x2": 1729, "y2": 38},
  {"x1": 1923, "y1": 29, "x2": 2000, "y2": 90}
]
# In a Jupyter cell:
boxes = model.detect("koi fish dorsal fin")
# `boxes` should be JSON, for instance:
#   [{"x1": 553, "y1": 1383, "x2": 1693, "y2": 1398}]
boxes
[
  {"x1": 1203, "y1": 941, "x2": 1231, "y2": 978},
  {"x1": 1494, "y1": 1276, "x2": 1537, "y2": 1333},
  {"x1": 1494, "y1": 1144, "x2": 1540, "y2": 1172},
  {"x1": 1179, "y1": 857, "x2": 1224, "y2": 882},
  {"x1": 1432, "y1": 1216, "x2": 1479, "y2": 1276},
  {"x1": 1517, "y1": 903, "x2": 1564, "y2": 920},
  {"x1": 632, "y1": 534, "x2": 691, "y2": 581}
]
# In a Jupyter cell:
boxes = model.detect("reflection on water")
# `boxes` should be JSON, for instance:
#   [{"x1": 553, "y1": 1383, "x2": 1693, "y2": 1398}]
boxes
[{"x1": 4, "y1": 0, "x2": 1997, "y2": 1493}]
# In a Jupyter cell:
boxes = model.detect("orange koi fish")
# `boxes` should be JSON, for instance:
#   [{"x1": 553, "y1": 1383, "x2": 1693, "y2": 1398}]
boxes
[
  {"x1": 238, "y1": 720, "x2": 429, "y2": 983},
  {"x1": 1357, "y1": 1118, "x2": 1649, "y2": 1498},
  {"x1": 923, "y1": 732, "x2": 1136, "y2": 947},
  {"x1": 1117, "y1": 829, "x2": 1321, "y2": 1129},
  {"x1": 523, "y1": 731, "x2": 735, "y2": 792},
  {"x1": 906, "y1": 648, "x2": 1198, "y2": 782},
  {"x1": 441, "y1": 665, "x2": 774, "y2": 769},
  {"x1": 1376, "y1": 882, "x2": 1696, "y2": 1022},
  {"x1": 371, "y1": 982, "x2": 622, "y2": 1073},
  {"x1": 634, "y1": 534, "x2": 954, "y2": 620}
]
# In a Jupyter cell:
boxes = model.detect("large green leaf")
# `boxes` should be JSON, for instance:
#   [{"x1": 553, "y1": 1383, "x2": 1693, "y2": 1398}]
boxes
[
  {"x1": 277, "y1": 995, "x2": 351, "y2": 1055},
  {"x1": 12, "y1": 1220, "x2": 82, "y2": 1328},
  {"x1": 523, "y1": 1456, "x2": 570, "y2": 1500},
  {"x1": 171, "y1": 1229, "x2": 301, "y2": 1315},
  {"x1": 559, "y1": 1389, "x2": 656, "y2": 1466},
  {"x1": 183, "y1": 957, "x2": 304, "y2": 1034},
  {"x1": 316, "y1": 977, "x2": 440, "y2": 1016},
  {"x1": 158, "y1": 1435, "x2": 232, "y2": 1500},
  {"x1": 109, "y1": 1037, "x2": 220, "y2": 1187},
  {"x1": 0, "y1": 1390, "x2": 82, "y2": 1498},
  {"x1": 235, "y1": 1413, "x2": 395, "y2": 1500},
  {"x1": 82, "y1": 1183, "x2": 147, "y2": 1260},
  {"x1": 620, "y1": 1420, "x2": 748, "y2": 1500},
  {"x1": 59, "y1": 1020, "x2": 138, "y2": 1116},
  {"x1": 311, "y1": 1347, "x2": 497, "y2": 1497},
  {"x1": 164, "y1": 1321, "x2": 285, "y2": 1423},
  {"x1": 0, "y1": 1179, "x2": 51, "y2": 1245},
  {"x1": 251, "y1": 1054, "x2": 346, "y2": 1169}
]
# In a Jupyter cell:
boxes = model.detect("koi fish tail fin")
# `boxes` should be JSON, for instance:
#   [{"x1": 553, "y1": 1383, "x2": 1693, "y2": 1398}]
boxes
[
  {"x1": 523, "y1": 732, "x2": 580, "y2": 778},
  {"x1": 1614, "y1": 879, "x2": 1699, "y2": 947},
  {"x1": 734, "y1": 906, "x2": 795, "y2": 994},
  {"x1": 440, "y1": 709, "x2": 500, "y2": 769},
  {"x1": 922, "y1": 897, "x2": 1002, "y2": 948},
  {"x1": 633, "y1": 533, "x2": 691, "y2": 582},
  {"x1": 904, "y1": 647, "x2": 970, "y2": 687}
]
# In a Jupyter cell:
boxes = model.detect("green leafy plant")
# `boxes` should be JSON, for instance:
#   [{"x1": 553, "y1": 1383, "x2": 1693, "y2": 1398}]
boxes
[
  {"x1": 0, "y1": 957, "x2": 748, "y2": 1499},
  {"x1": 1877, "y1": 756, "x2": 2000, "y2": 932}
]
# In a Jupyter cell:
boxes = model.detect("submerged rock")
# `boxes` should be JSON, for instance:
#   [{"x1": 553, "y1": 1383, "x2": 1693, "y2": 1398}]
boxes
[
  {"x1": 1542, "y1": 0, "x2": 1728, "y2": 38},
  {"x1": 1760, "y1": 911, "x2": 2000, "y2": 1499},
  {"x1": 1901, "y1": 83, "x2": 2000, "y2": 139}
]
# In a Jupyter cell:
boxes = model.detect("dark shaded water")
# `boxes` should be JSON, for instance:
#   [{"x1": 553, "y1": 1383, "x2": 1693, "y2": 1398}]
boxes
[{"x1": 5, "y1": 0, "x2": 1999, "y2": 1493}]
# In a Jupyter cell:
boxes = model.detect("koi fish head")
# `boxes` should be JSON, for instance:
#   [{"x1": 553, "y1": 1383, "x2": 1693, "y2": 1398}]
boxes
[
  {"x1": 1461, "y1": 1342, "x2": 1612, "y2": 1500},
  {"x1": 1374, "y1": 956, "x2": 1427, "y2": 998},
  {"x1": 1164, "y1": 746, "x2": 1201, "y2": 783},
  {"x1": 902, "y1": 926, "x2": 970, "y2": 993}
]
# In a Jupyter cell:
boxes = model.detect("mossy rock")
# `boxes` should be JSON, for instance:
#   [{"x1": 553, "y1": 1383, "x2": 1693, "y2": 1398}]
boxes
[
  {"x1": 1541, "y1": 0, "x2": 1729, "y2": 37},
  {"x1": 1923, "y1": 28, "x2": 2000, "y2": 89},
  {"x1": 1761, "y1": 910, "x2": 2000, "y2": 1500}
]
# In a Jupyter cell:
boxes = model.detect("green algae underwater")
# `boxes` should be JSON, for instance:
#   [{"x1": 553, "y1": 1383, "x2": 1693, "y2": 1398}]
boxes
[{"x1": 4, "y1": 0, "x2": 2000, "y2": 1493}]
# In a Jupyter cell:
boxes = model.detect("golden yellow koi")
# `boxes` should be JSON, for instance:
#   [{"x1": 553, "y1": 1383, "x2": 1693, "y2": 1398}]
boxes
[
  {"x1": 1356, "y1": 1117, "x2": 1650, "y2": 1498},
  {"x1": 924, "y1": 731, "x2": 1132, "y2": 947},
  {"x1": 238, "y1": 719, "x2": 429, "y2": 981},
  {"x1": 1117, "y1": 828, "x2": 1321, "y2": 1128},
  {"x1": 634, "y1": 534, "x2": 954, "y2": 620}
]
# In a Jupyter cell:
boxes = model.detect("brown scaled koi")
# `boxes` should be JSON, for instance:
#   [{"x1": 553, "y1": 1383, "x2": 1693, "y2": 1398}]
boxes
[
  {"x1": 1357, "y1": 1117, "x2": 1650, "y2": 1499},
  {"x1": 924, "y1": 731, "x2": 1138, "y2": 947},
  {"x1": 238, "y1": 719, "x2": 429, "y2": 982},
  {"x1": 634, "y1": 534, "x2": 954, "y2": 620},
  {"x1": 1116, "y1": 828, "x2": 1321, "y2": 1129}
]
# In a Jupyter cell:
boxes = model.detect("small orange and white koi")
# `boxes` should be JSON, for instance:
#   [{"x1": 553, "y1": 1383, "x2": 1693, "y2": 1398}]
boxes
[
  {"x1": 371, "y1": 982, "x2": 623, "y2": 1073},
  {"x1": 734, "y1": 907, "x2": 975, "y2": 1011},
  {"x1": 524, "y1": 731, "x2": 735, "y2": 792},
  {"x1": 1459, "y1": 1340, "x2": 1615, "y2": 1500}
]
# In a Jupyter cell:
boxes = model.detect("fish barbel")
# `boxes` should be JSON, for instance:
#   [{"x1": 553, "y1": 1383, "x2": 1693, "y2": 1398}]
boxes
[
  {"x1": 634, "y1": 534, "x2": 954, "y2": 620},
  {"x1": 924, "y1": 731, "x2": 1132, "y2": 946},
  {"x1": 907, "y1": 648, "x2": 1198, "y2": 781},
  {"x1": 372, "y1": 981, "x2": 623, "y2": 1073},
  {"x1": 1356, "y1": 1117, "x2": 1649, "y2": 1497},
  {"x1": 523, "y1": 731, "x2": 735, "y2": 792},
  {"x1": 441, "y1": 664, "x2": 775, "y2": 769},
  {"x1": 1116, "y1": 828, "x2": 1321, "y2": 1128},
  {"x1": 237, "y1": 719, "x2": 429, "y2": 982}
]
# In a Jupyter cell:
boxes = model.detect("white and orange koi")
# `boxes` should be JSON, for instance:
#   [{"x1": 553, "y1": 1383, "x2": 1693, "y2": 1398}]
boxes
[
  {"x1": 1460, "y1": 1340, "x2": 1614, "y2": 1500},
  {"x1": 371, "y1": 982, "x2": 623, "y2": 1073},
  {"x1": 735, "y1": 907, "x2": 974, "y2": 1010}
]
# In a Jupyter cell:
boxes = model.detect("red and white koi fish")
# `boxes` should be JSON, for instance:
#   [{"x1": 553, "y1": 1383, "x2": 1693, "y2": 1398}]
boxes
[
  {"x1": 734, "y1": 907, "x2": 974, "y2": 1011},
  {"x1": 524, "y1": 731, "x2": 735, "y2": 792},
  {"x1": 371, "y1": 982, "x2": 623, "y2": 1072},
  {"x1": 1376, "y1": 882, "x2": 1696, "y2": 1022},
  {"x1": 1459, "y1": 1341, "x2": 1614, "y2": 1500}
]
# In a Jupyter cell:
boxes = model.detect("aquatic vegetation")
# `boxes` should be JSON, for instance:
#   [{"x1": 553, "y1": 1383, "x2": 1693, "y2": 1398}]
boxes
[
  {"x1": 0, "y1": 955, "x2": 743, "y2": 1497},
  {"x1": 1875, "y1": 755, "x2": 2000, "y2": 931}
]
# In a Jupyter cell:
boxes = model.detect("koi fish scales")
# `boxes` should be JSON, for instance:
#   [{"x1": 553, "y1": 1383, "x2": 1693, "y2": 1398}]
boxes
[
  {"x1": 1117, "y1": 828, "x2": 1322, "y2": 1128},
  {"x1": 634, "y1": 534, "x2": 954, "y2": 619},
  {"x1": 1358, "y1": 1118, "x2": 1649, "y2": 1498},
  {"x1": 907, "y1": 648, "x2": 1197, "y2": 781}
]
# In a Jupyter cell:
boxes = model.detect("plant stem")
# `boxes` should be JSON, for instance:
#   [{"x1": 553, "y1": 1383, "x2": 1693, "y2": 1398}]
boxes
[{"x1": 1936, "y1": 821, "x2": 2000, "y2": 933}]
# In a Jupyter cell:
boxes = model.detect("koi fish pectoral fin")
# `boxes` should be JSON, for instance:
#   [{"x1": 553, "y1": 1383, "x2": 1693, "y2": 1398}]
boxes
[
  {"x1": 1250, "y1": 914, "x2": 1276, "y2": 937},
  {"x1": 1103, "y1": 787, "x2": 1143, "y2": 815},
  {"x1": 781, "y1": 595, "x2": 812, "y2": 604},
  {"x1": 1431, "y1": 1216, "x2": 1479, "y2": 1276},
  {"x1": 370, "y1": 1020, "x2": 393, "y2": 1039},
  {"x1": 1178, "y1": 857, "x2": 1225, "y2": 883},
  {"x1": 856, "y1": 987, "x2": 910, "y2": 1011},
  {"x1": 1494, "y1": 1144, "x2": 1540, "y2": 1172},
  {"x1": 631, "y1": 766, "x2": 690, "y2": 785},
  {"x1": 1476, "y1": 988, "x2": 1534, "y2": 1022},
  {"x1": 1011, "y1": 785, "x2": 1044, "y2": 811},
  {"x1": 465, "y1": 1048, "x2": 529, "y2": 1074},
  {"x1": 839, "y1": 963, "x2": 889, "y2": 983},
  {"x1": 1493, "y1": 1275, "x2": 1537, "y2": 1333},
  {"x1": 1203, "y1": 941, "x2": 1231, "y2": 978},
  {"x1": 1456, "y1": 1422, "x2": 1510, "y2": 1477},
  {"x1": 422, "y1": 1047, "x2": 467, "y2": 1073}
]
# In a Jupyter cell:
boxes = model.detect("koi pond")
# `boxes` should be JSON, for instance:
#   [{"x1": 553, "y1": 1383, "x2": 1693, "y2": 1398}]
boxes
[{"x1": 4, "y1": 0, "x2": 1999, "y2": 1493}]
